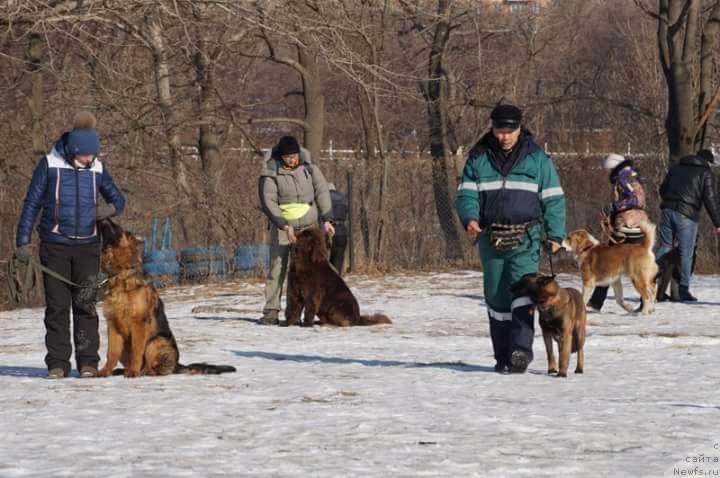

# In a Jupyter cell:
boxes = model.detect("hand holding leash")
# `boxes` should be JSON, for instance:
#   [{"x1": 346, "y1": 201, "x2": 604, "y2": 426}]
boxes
[
  {"x1": 284, "y1": 224, "x2": 297, "y2": 243},
  {"x1": 14, "y1": 245, "x2": 32, "y2": 264},
  {"x1": 544, "y1": 240, "x2": 562, "y2": 255},
  {"x1": 466, "y1": 220, "x2": 482, "y2": 243}
]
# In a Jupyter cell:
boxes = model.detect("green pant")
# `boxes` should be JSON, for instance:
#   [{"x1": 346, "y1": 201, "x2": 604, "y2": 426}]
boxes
[
  {"x1": 479, "y1": 224, "x2": 541, "y2": 312},
  {"x1": 263, "y1": 227, "x2": 292, "y2": 313},
  {"x1": 478, "y1": 224, "x2": 541, "y2": 366}
]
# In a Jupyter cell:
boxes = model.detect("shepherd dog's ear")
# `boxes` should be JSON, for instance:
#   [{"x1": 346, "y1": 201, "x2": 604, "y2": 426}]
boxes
[
  {"x1": 510, "y1": 273, "x2": 537, "y2": 295},
  {"x1": 537, "y1": 275, "x2": 557, "y2": 287},
  {"x1": 99, "y1": 219, "x2": 121, "y2": 248}
]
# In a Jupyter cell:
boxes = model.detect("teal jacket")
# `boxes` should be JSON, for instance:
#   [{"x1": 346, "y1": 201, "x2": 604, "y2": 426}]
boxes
[{"x1": 455, "y1": 130, "x2": 566, "y2": 242}]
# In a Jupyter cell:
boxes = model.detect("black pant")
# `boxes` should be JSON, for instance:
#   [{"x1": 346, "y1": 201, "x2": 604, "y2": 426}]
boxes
[
  {"x1": 330, "y1": 234, "x2": 348, "y2": 276},
  {"x1": 40, "y1": 242, "x2": 100, "y2": 373},
  {"x1": 588, "y1": 234, "x2": 644, "y2": 311}
]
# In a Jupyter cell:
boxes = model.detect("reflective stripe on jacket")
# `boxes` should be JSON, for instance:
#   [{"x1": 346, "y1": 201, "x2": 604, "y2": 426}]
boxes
[
  {"x1": 16, "y1": 134, "x2": 125, "y2": 247},
  {"x1": 455, "y1": 130, "x2": 566, "y2": 242}
]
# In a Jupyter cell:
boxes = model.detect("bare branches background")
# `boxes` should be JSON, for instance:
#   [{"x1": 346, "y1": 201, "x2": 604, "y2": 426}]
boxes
[{"x1": 1, "y1": 0, "x2": 719, "y2": 306}]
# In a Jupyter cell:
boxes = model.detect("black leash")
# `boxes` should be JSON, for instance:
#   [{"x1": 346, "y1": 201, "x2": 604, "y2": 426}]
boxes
[{"x1": 542, "y1": 240, "x2": 556, "y2": 277}]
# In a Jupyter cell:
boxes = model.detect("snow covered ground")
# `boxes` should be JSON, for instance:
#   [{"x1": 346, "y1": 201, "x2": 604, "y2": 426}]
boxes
[{"x1": 0, "y1": 271, "x2": 719, "y2": 477}]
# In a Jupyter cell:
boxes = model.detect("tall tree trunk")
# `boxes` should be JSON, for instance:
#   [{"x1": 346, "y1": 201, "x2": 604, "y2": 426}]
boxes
[
  {"x1": 194, "y1": 26, "x2": 225, "y2": 245},
  {"x1": 423, "y1": 0, "x2": 463, "y2": 261},
  {"x1": 357, "y1": 91, "x2": 378, "y2": 265},
  {"x1": 297, "y1": 45, "x2": 324, "y2": 161},
  {"x1": 658, "y1": 0, "x2": 702, "y2": 161},
  {"x1": 366, "y1": 88, "x2": 389, "y2": 266},
  {"x1": 148, "y1": 16, "x2": 195, "y2": 245},
  {"x1": 26, "y1": 32, "x2": 45, "y2": 156},
  {"x1": 696, "y1": 1, "x2": 720, "y2": 148}
]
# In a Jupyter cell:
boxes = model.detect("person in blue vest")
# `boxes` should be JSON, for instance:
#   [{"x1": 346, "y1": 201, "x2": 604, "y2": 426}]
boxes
[
  {"x1": 15, "y1": 111, "x2": 125, "y2": 379},
  {"x1": 455, "y1": 104, "x2": 566, "y2": 374}
]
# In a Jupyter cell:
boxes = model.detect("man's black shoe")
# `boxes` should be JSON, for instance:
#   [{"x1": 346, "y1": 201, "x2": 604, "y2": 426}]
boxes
[
  {"x1": 510, "y1": 350, "x2": 531, "y2": 374},
  {"x1": 678, "y1": 286, "x2": 698, "y2": 302},
  {"x1": 494, "y1": 363, "x2": 510, "y2": 374}
]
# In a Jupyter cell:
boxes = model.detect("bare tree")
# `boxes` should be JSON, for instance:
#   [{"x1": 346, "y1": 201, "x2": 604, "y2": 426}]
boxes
[
  {"x1": 405, "y1": 0, "x2": 465, "y2": 261},
  {"x1": 635, "y1": 0, "x2": 720, "y2": 159}
]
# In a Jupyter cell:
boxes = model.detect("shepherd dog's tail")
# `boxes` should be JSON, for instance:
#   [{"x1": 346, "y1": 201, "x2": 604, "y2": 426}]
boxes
[
  {"x1": 356, "y1": 314, "x2": 392, "y2": 326},
  {"x1": 175, "y1": 363, "x2": 237, "y2": 375}
]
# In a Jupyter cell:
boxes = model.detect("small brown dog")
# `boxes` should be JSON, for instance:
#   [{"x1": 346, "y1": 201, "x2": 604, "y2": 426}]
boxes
[
  {"x1": 562, "y1": 221, "x2": 657, "y2": 314},
  {"x1": 285, "y1": 227, "x2": 391, "y2": 327},
  {"x1": 512, "y1": 274, "x2": 586, "y2": 377},
  {"x1": 98, "y1": 220, "x2": 235, "y2": 377}
]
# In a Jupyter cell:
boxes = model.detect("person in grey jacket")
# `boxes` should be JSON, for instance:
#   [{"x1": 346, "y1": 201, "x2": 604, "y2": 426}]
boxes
[{"x1": 258, "y1": 135, "x2": 334, "y2": 325}]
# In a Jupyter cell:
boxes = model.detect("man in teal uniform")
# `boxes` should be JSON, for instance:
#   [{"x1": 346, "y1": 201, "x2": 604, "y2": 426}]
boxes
[{"x1": 455, "y1": 104, "x2": 565, "y2": 374}]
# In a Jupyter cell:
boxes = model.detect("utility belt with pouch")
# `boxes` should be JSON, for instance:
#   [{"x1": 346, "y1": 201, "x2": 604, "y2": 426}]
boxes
[{"x1": 488, "y1": 220, "x2": 538, "y2": 251}]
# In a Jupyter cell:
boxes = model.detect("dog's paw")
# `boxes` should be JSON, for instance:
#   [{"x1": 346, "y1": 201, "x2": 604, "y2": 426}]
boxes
[
  {"x1": 575, "y1": 368, "x2": 584, "y2": 374},
  {"x1": 97, "y1": 367, "x2": 112, "y2": 378},
  {"x1": 547, "y1": 368, "x2": 558, "y2": 375},
  {"x1": 124, "y1": 369, "x2": 141, "y2": 378},
  {"x1": 557, "y1": 371, "x2": 568, "y2": 378}
]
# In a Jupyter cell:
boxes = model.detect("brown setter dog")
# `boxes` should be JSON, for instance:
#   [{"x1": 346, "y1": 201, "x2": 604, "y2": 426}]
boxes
[
  {"x1": 97, "y1": 220, "x2": 235, "y2": 377},
  {"x1": 285, "y1": 227, "x2": 391, "y2": 327}
]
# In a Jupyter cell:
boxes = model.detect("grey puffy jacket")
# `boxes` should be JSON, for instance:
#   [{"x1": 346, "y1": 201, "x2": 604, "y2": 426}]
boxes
[{"x1": 258, "y1": 147, "x2": 333, "y2": 230}]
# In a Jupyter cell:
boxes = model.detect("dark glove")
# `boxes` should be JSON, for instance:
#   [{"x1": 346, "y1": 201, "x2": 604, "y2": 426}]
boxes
[
  {"x1": 15, "y1": 244, "x2": 32, "y2": 264},
  {"x1": 96, "y1": 203, "x2": 117, "y2": 221}
]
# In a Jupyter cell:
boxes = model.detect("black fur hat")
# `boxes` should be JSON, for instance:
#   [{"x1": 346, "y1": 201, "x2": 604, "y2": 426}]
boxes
[{"x1": 276, "y1": 136, "x2": 300, "y2": 156}]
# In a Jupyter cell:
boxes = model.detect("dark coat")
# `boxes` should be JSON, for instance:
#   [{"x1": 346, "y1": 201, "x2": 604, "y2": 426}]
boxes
[
  {"x1": 330, "y1": 190, "x2": 348, "y2": 237},
  {"x1": 660, "y1": 155, "x2": 720, "y2": 226}
]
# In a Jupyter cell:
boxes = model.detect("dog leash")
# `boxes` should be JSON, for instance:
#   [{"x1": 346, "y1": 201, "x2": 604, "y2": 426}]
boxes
[
  {"x1": 542, "y1": 240, "x2": 556, "y2": 276},
  {"x1": 29, "y1": 257, "x2": 108, "y2": 288}
]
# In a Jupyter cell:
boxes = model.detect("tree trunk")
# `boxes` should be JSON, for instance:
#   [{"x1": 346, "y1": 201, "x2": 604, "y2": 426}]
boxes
[
  {"x1": 297, "y1": 45, "x2": 324, "y2": 161},
  {"x1": 357, "y1": 91, "x2": 378, "y2": 265},
  {"x1": 194, "y1": 29, "x2": 225, "y2": 245},
  {"x1": 696, "y1": 1, "x2": 720, "y2": 148},
  {"x1": 148, "y1": 16, "x2": 195, "y2": 245},
  {"x1": 658, "y1": 0, "x2": 702, "y2": 161},
  {"x1": 26, "y1": 32, "x2": 45, "y2": 156},
  {"x1": 423, "y1": 0, "x2": 463, "y2": 261}
]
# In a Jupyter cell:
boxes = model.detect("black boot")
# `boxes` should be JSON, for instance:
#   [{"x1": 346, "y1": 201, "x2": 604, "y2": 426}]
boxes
[
  {"x1": 510, "y1": 350, "x2": 531, "y2": 374},
  {"x1": 678, "y1": 286, "x2": 697, "y2": 302}
]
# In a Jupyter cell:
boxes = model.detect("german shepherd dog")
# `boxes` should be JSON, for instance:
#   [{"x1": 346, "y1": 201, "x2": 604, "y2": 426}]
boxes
[
  {"x1": 97, "y1": 220, "x2": 235, "y2": 377},
  {"x1": 511, "y1": 274, "x2": 586, "y2": 377},
  {"x1": 286, "y1": 227, "x2": 391, "y2": 327}
]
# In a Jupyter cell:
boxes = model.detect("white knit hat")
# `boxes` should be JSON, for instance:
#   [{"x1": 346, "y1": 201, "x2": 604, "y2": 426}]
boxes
[{"x1": 602, "y1": 153, "x2": 625, "y2": 170}]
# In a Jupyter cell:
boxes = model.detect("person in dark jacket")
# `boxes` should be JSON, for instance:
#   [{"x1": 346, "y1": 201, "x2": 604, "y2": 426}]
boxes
[
  {"x1": 327, "y1": 182, "x2": 349, "y2": 275},
  {"x1": 656, "y1": 149, "x2": 720, "y2": 302},
  {"x1": 15, "y1": 112, "x2": 125, "y2": 379}
]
